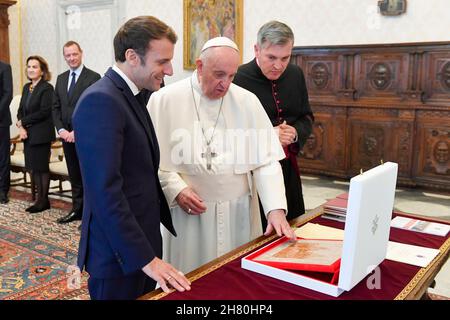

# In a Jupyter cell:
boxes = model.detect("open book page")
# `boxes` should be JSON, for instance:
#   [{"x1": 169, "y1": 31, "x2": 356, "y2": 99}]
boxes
[
  {"x1": 386, "y1": 241, "x2": 440, "y2": 268},
  {"x1": 295, "y1": 223, "x2": 345, "y2": 240},
  {"x1": 253, "y1": 239, "x2": 342, "y2": 266},
  {"x1": 391, "y1": 216, "x2": 450, "y2": 237}
]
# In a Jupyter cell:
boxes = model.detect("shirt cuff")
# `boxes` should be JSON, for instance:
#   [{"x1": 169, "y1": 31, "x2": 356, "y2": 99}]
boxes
[{"x1": 58, "y1": 128, "x2": 67, "y2": 135}]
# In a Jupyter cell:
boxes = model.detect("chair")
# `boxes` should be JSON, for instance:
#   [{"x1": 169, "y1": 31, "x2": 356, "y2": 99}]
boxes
[
  {"x1": 9, "y1": 95, "x2": 32, "y2": 193},
  {"x1": 48, "y1": 137, "x2": 71, "y2": 198}
]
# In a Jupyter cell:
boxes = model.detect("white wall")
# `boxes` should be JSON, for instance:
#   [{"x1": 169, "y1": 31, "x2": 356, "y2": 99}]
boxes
[{"x1": 8, "y1": 0, "x2": 450, "y2": 94}]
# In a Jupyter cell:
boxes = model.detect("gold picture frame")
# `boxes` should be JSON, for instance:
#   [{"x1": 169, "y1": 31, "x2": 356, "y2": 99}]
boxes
[{"x1": 183, "y1": 0, "x2": 243, "y2": 70}]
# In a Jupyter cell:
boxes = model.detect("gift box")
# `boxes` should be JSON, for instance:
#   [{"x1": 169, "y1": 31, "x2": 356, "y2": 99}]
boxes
[{"x1": 242, "y1": 162, "x2": 398, "y2": 297}]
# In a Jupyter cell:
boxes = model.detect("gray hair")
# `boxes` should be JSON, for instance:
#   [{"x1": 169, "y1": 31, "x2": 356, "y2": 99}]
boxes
[{"x1": 257, "y1": 20, "x2": 294, "y2": 48}]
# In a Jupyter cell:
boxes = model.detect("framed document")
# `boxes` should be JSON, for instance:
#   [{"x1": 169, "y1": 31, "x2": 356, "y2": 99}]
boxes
[{"x1": 246, "y1": 237, "x2": 342, "y2": 282}]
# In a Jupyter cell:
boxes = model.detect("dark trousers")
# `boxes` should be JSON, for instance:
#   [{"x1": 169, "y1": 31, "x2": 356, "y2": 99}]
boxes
[
  {"x1": 0, "y1": 126, "x2": 10, "y2": 194},
  {"x1": 88, "y1": 273, "x2": 156, "y2": 300},
  {"x1": 63, "y1": 141, "x2": 83, "y2": 213},
  {"x1": 259, "y1": 158, "x2": 305, "y2": 230}
]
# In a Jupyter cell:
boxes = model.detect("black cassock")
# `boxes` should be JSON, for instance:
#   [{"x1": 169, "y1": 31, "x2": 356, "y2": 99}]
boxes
[{"x1": 233, "y1": 58, "x2": 314, "y2": 229}]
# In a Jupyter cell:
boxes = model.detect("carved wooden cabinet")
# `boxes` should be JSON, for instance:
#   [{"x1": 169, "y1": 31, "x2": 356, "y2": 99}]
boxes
[
  {"x1": 293, "y1": 42, "x2": 450, "y2": 190},
  {"x1": 0, "y1": 0, "x2": 15, "y2": 63}
]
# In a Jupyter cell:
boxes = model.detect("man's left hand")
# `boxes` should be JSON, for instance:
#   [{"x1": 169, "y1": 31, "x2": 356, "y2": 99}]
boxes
[
  {"x1": 66, "y1": 131, "x2": 75, "y2": 143},
  {"x1": 276, "y1": 121, "x2": 297, "y2": 147},
  {"x1": 264, "y1": 209, "x2": 296, "y2": 240}
]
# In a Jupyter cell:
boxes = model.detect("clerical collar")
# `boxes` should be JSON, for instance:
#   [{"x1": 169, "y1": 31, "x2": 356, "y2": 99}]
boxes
[{"x1": 112, "y1": 64, "x2": 140, "y2": 96}]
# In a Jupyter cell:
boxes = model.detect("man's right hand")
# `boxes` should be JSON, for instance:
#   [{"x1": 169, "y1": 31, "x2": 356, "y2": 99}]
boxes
[
  {"x1": 275, "y1": 121, "x2": 297, "y2": 147},
  {"x1": 19, "y1": 127, "x2": 28, "y2": 140},
  {"x1": 59, "y1": 130, "x2": 75, "y2": 143},
  {"x1": 142, "y1": 257, "x2": 191, "y2": 293},
  {"x1": 175, "y1": 187, "x2": 207, "y2": 215}
]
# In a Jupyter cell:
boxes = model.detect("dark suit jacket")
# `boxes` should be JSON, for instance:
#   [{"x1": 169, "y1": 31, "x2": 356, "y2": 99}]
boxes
[
  {"x1": 52, "y1": 66, "x2": 101, "y2": 132},
  {"x1": 0, "y1": 61, "x2": 13, "y2": 128},
  {"x1": 73, "y1": 68, "x2": 175, "y2": 279},
  {"x1": 17, "y1": 81, "x2": 55, "y2": 145}
]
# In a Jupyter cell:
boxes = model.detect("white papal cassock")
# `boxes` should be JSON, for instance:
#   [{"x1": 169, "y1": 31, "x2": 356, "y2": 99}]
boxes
[{"x1": 148, "y1": 71, "x2": 287, "y2": 273}]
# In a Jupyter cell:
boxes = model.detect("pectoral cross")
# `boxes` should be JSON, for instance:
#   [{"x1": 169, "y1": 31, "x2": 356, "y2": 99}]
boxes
[{"x1": 201, "y1": 145, "x2": 217, "y2": 170}]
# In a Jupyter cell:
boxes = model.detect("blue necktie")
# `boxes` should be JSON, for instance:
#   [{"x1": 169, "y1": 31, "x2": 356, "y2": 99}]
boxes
[{"x1": 68, "y1": 72, "x2": 76, "y2": 98}]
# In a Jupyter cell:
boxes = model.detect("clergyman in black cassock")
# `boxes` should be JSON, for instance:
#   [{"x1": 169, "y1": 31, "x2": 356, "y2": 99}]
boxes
[{"x1": 233, "y1": 20, "x2": 314, "y2": 229}]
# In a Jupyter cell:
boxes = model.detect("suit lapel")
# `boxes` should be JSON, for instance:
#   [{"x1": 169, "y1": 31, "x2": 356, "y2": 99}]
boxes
[
  {"x1": 105, "y1": 68, "x2": 159, "y2": 166},
  {"x1": 25, "y1": 80, "x2": 44, "y2": 114},
  {"x1": 60, "y1": 71, "x2": 70, "y2": 105}
]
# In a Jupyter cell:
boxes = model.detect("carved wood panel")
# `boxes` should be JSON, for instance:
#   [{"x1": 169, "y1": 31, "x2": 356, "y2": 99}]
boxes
[
  {"x1": 355, "y1": 53, "x2": 409, "y2": 100},
  {"x1": 0, "y1": 1, "x2": 15, "y2": 63},
  {"x1": 422, "y1": 52, "x2": 450, "y2": 104},
  {"x1": 292, "y1": 42, "x2": 450, "y2": 190},
  {"x1": 415, "y1": 111, "x2": 450, "y2": 181},
  {"x1": 299, "y1": 106, "x2": 347, "y2": 175},
  {"x1": 298, "y1": 55, "x2": 341, "y2": 100}
]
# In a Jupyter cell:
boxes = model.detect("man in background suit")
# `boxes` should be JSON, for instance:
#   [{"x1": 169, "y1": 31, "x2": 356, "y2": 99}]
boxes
[
  {"x1": 73, "y1": 16, "x2": 191, "y2": 300},
  {"x1": 0, "y1": 61, "x2": 13, "y2": 204},
  {"x1": 53, "y1": 41, "x2": 100, "y2": 224}
]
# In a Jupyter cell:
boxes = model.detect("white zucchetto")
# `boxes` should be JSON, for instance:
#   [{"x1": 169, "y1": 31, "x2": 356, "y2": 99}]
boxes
[{"x1": 200, "y1": 37, "x2": 239, "y2": 52}]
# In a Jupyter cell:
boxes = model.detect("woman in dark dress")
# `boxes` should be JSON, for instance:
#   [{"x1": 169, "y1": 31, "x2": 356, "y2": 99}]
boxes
[{"x1": 16, "y1": 56, "x2": 55, "y2": 213}]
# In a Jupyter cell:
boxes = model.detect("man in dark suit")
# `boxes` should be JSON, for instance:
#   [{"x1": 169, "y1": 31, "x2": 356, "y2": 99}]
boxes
[
  {"x1": 72, "y1": 16, "x2": 191, "y2": 300},
  {"x1": 0, "y1": 61, "x2": 13, "y2": 204},
  {"x1": 53, "y1": 41, "x2": 101, "y2": 224}
]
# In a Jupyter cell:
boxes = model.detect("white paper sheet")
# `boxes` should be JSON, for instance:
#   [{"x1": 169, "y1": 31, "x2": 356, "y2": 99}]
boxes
[
  {"x1": 391, "y1": 216, "x2": 450, "y2": 237},
  {"x1": 386, "y1": 241, "x2": 440, "y2": 268},
  {"x1": 295, "y1": 223, "x2": 345, "y2": 240}
]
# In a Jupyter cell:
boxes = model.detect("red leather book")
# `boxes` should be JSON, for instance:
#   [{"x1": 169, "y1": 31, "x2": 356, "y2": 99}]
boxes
[
  {"x1": 245, "y1": 237, "x2": 342, "y2": 284},
  {"x1": 324, "y1": 198, "x2": 348, "y2": 211}
]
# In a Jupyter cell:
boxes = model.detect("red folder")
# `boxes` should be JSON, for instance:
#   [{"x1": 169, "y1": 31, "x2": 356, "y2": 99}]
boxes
[{"x1": 245, "y1": 237, "x2": 342, "y2": 284}]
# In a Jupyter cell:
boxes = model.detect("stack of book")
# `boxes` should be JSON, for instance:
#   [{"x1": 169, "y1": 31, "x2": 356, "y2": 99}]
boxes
[{"x1": 322, "y1": 193, "x2": 348, "y2": 222}]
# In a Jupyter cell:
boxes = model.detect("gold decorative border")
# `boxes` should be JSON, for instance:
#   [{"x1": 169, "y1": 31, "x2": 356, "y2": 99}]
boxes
[
  {"x1": 149, "y1": 208, "x2": 450, "y2": 300},
  {"x1": 149, "y1": 208, "x2": 323, "y2": 300},
  {"x1": 395, "y1": 236, "x2": 450, "y2": 300}
]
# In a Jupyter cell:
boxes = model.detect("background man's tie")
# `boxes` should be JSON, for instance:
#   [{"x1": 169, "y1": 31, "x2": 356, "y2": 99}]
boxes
[{"x1": 68, "y1": 71, "x2": 76, "y2": 98}]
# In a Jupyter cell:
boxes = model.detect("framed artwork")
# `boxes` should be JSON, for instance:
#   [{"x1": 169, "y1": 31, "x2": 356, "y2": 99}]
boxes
[
  {"x1": 378, "y1": 0, "x2": 407, "y2": 16},
  {"x1": 183, "y1": 0, "x2": 243, "y2": 70}
]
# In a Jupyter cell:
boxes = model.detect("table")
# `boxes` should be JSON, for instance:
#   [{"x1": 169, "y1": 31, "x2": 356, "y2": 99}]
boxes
[{"x1": 140, "y1": 206, "x2": 450, "y2": 300}]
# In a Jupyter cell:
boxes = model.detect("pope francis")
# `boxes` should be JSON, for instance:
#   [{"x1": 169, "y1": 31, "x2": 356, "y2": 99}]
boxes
[{"x1": 148, "y1": 37, "x2": 295, "y2": 273}]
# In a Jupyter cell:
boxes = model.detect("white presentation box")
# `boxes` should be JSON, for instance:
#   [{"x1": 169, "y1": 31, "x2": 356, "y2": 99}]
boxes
[{"x1": 242, "y1": 162, "x2": 398, "y2": 297}]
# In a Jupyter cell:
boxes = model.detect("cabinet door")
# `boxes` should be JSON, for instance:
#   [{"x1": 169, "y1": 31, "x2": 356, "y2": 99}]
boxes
[
  {"x1": 414, "y1": 111, "x2": 450, "y2": 188},
  {"x1": 298, "y1": 106, "x2": 347, "y2": 176},
  {"x1": 299, "y1": 54, "x2": 341, "y2": 102},
  {"x1": 347, "y1": 108, "x2": 414, "y2": 179},
  {"x1": 355, "y1": 53, "x2": 410, "y2": 101},
  {"x1": 422, "y1": 52, "x2": 450, "y2": 104}
]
